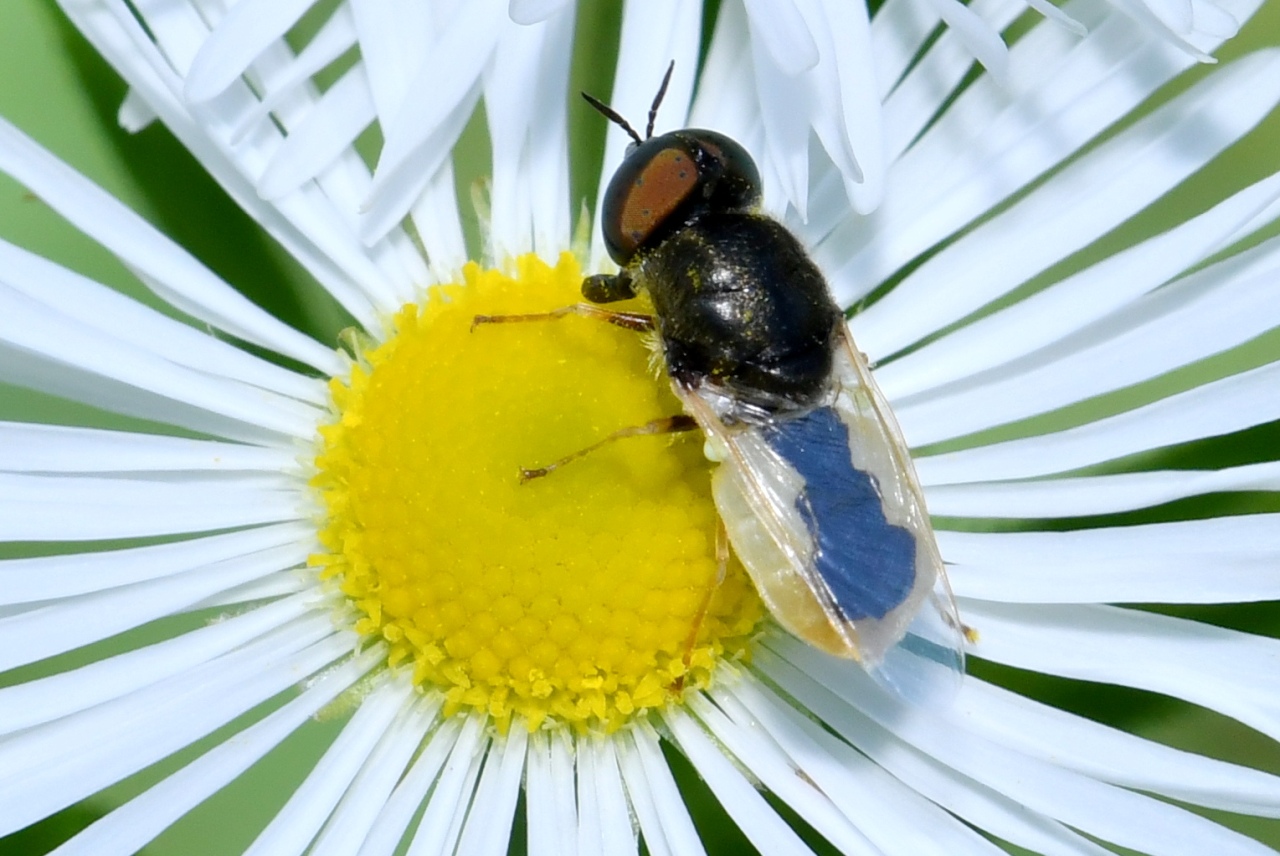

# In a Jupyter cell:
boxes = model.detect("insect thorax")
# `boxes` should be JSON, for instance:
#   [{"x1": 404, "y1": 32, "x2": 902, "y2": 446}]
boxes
[{"x1": 636, "y1": 211, "x2": 843, "y2": 421}]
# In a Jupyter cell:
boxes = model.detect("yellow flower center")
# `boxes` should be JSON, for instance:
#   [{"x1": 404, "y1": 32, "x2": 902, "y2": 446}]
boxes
[{"x1": 311, "y1": 253, "x2": 763, "y2": 731}]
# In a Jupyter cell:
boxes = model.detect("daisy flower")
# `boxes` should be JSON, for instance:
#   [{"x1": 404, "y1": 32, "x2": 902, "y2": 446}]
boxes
[{"x1": 1, "y1": 0, "x2": 1279, "y2": 855}]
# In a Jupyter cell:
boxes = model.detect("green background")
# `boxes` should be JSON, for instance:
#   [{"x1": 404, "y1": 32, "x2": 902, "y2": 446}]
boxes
[{"x1": 0, "y1": 1, "x2": 1278, "y2": 853}]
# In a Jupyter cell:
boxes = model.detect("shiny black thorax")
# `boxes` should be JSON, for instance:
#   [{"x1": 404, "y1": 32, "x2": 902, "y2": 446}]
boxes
[{"x1": 635, "y1": 211, "x2": 842, "y2": 421}]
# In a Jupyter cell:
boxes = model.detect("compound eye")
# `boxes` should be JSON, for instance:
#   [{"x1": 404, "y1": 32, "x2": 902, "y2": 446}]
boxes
[
  {"x1": 601, "y1": 138, "x2": 699, "y2": 264},
  {"x1": 694, "y1": 131, "x2": 761, "y2": 212}
]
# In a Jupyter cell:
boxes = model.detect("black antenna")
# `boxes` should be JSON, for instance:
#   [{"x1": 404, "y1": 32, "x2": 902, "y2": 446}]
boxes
[
  {"x1": 646, "y1": 61, "x2": 675, "y2": 139},
  {"x1": 581, "y1": 60, "x2": 676, "y2": 145},
  {"x1": 581, "y1": 92, "x2": 643, "y2": 146}
]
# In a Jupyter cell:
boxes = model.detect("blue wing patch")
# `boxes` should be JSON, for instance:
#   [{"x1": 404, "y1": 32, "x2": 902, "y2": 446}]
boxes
[{"x1": 762, "y1": 406, "x2": 916, "y2": 621}]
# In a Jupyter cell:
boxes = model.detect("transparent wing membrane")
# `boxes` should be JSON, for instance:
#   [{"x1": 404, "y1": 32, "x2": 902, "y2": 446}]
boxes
[{"x1": 681, "y1": 330, "x2": 965, "y2": 704}]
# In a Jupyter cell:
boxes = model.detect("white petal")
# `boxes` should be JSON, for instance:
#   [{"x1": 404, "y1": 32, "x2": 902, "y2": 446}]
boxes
[
  {"x1": 187, "y1": 568, "x2": 311, "y2": 611},
  {"x1": 0, "y1": 620, "x2": 352, "y2": 837},
  {"x1": 185, "y1": 0, "x2": 317, "y2": 102},
  {"x1": 807, "y1": 0, "x2": 883, "y2": 212},
  {"x1": 957, "y1": 677, "x2": 1280, "y2": 816},
  {"x1": 685, "y1": 690, "x2": 882, "y2": 855},
  {"x1": 823, "y1": 1, "x2": 1263, "y2": 308},
  {"x1": 742, "y1": 0, "x2": 820, "y2": 75},
  {"x1": 201, "y1": 7, "x2": 423, "y2": 309},
  {"x1": 526, "y1": 731, "x2": 578, "y2": 856},
  {"x1": 508, "y1": 0, "x2": 574, "y2": 25},
  {"x1": 1132, "y1": 0, "x2": 1197, "y2": 33},
  {"x1": 1024, "y1": 0, "x2": 1091, "y2": 35},
  {"x1": 228, "y1": 5, "x2": 357, "y2": 146},
  {"x1": 408, "y1": 146, "x2": 469, "y2": 279},
  {"x1": 46, "y1": 647, "x2": 381, "y2": 856},
  {"x1": 349, "y1": 0, "x2": 424, "y2": 114},
  {"x1": 207, "y1": 4, "x2": 426, "y2": 307},
  {"x1": 689, "y1": 0, "x2": 761, "y2": 147},
  {"x1": 876, "y1": 0, "x2": 1027, "y2": 174},
  {"x1": 345, "y1": 0, "x2": 468, "y2": 277},
  {"x1": 0, "y1": 592, "x2": 312, "y2": 736},
  {"x1": 0, "y1": 343, "x2": 287, "y2": 446},
  {"x1": 923, "y1": 0, "x2": 1011, "y2": 83},
  {"x1": 928, "y1": 461, "x2": 1280, "y2": 519},
  {"x1": 895, "y1": 241, "x2": 1280, "y2": 445},
  {"x1": 0, "y1": 285, "x2": 321, "y2": 442},
  {"x1": 870, "y1": 0, "x2": 948, "y2": 98},
  {"x1": 950, "y1": 549, "x2": 1280, "y2": 604},
  {"x1": 941, "y1": 511, "x2": 1280, "y2": 558},
  {"x1": 962, "y1": 602, "x2": 1280, "y2": 742},
  {"x1": 0, "y1": 422, "x2": 294, "y2": 475},
  {"x1": 257, "y1": 63, "x2": 377, "y2": 201},
  {"x1": 738, "y1": 0, "x2": 886, "y2": 216},
  {"x1": 825, "y1": 0, "x2": 1107, "y2": 258},
  {"x1": 62, "y1": 2, "x2": 396, "y2": 328},
  {"x1": 0, "y1": 540, "x2": 311, "y2": 672},
  {"x1": 603, "y1": 0, "x2": 699, "y2": 136},
  {"x1": 454, "y1": 727, "x2": 528, "y2": 856},
  {"x1": 747, "y1": 26, "x2": 813, "y2": 219},
  {"x1": 581, "y1": 735, "x2": 637, "y2": 856},
  {"x1": 1187, "y1": 0, "x2": 1243, "y2": 40},
  {"x1": 573, "y1": 737, "x2": 601, "y2": 856},
  {"x1": 118, "y1": 86, "x2": 158, "y2": 132},
  {"x1": 1109, "y1": 0, "x2": 1240, "y2": 57},
  {"x1": 916, "y1": 360, "x2": 1280, "y2": 484},
  {"x1": 759, "y1": 636, "x2": 1277, "y2": 856},
  {"x1": 403, "y1": 717, "x2": 489, "y2": 855},
  {"x1": 716, "y1": 678, "x2": 1007, "y2": 856},
  {"x1": 662, "y1": 708, "x2": 815, "y2": 855},
  {"x1": 754, "y1": 642, "x2": 1130, "y2": 855},
  {"x1": 875, "y1": 171, "x2": 1280, "y2": 401},
  {"x1": 618, "y1": 724, "x2": 707, "y2": 856},
  {"x1": 940, "y1": 514, "x2": 1280, "y2": 604},
  {"x1": 521, "y1": 9, "x2": 574, "y2": 262},
  {"x1": 0, "y1": 472, "x2": 299, "y2": 541},
  {"x1": 362, "y1": 0, "x2": 505, "y2": 245},
  {"x1": 243, "y1": 677, "x2": 414, "y2": 856},
  {"x1": 353, "y1": 716, "x2": 472, "y2": 856},
  {"x1": 308, "y1": 694, "x2": 441, "y2": 856},
  {"x1": 0, "y1": 116, "x2": 342, "y2": 375},
  {"x1": 485, "y1": 8, "x2": 573, "y2": 262},
  {"x1": 852, "y1": 48, "x2": 1280, "y2": 359},
  {"x1": 0, "y1": 522, "x2": 308, "y2": 605}
]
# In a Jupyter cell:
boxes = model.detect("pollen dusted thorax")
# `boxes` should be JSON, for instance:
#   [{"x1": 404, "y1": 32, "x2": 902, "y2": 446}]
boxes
[{"x1": 637, "y1": 211, "x2": 842, "y2": 420}]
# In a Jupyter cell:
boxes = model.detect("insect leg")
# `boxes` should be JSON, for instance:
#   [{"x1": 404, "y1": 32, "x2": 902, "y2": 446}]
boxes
[
  {"x1": 518, "y1": 414, "x2": 696, "y2": 483},
  {"x1": 471, "y1": 303, "x2": 653, "y2": 332},
  {"x1": 582, "y1": 271, "x2": 637, "y2": 303},
  {"x1": 936, "y1": 597, "x2": 981, "y2": 644},
  {"x1": 673, "y1": 518, "x2": 730, "y2": 694}
]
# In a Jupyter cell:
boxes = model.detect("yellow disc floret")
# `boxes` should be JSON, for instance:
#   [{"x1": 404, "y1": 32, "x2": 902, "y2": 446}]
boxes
[{"x1": 311, "y1": 253, "x2": 763, "y2": 731}]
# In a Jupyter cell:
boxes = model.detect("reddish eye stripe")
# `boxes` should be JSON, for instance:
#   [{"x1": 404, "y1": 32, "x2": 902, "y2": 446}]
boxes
[{"x1": 617, "y1": 146, "x2": 698, "y2": 256}]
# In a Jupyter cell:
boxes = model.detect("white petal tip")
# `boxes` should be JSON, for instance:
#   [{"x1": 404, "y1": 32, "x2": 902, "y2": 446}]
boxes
[
  {"x1": 508, "y1": 0, "x2": 571, "y2": 25},
  {"x1": 184, "y1": 62, "x2": 228, "y2": 106},
  {"x1": 117, "y1": 89, "x2": 157, "y2": 134}
]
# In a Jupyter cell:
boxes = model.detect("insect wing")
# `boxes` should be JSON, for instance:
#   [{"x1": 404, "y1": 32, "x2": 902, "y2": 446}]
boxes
[
  {"x1": 680, "y1": 331, "x2": 965, "y2": 704},
  {"x1": 829, "y1": 329, "x2": 967, "y2": 702}
]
